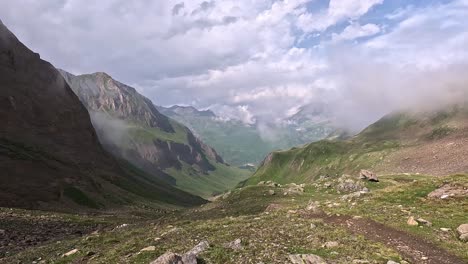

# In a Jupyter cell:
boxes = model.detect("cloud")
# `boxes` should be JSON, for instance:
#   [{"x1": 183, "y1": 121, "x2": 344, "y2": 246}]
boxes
[
  {"x1": 332, "y1": 23, "x2": 380, "y2": 42},
  {"x1": 297, "y1": 0, "x2": 383, "y2": 32},
  {"x1": 1, "y1": 0, "x2": 468, "y2": 133}
]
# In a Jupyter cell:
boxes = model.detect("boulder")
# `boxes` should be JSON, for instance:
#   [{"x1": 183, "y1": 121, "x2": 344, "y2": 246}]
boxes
[
  {"x1": 288, "y1": 254, "x2": 327, "y2": 264},
  {"x1": 186, "y1": 241, "x2": 209, "y2": 256},
  {"x1": 407, "y1": 216, "x2": 418, "y2": 226},
  {"x1": 416, "y1": 218, "x2": 432, "y2": 227},
  {"x1": 224, "y1": 238, "x2": 243, "y2": 250},
  {"x1": 323, "y1": 241, "x2": 339, "y2": 248},
  {"x1": 150, "y1": 252, "x2": 183, "y2": 264},
  {"x1": 457, "y1": 224, "x2": 468, "y2": 242},
  {"x1": 359, "y1": 170, "x2": 378, "y2": 182},
  {"x1": 427, "y1": 185, "x2": 468, "y2": 199},
  {"x1": 150, "y1": 241, "x2": 209, "y2": 264}
]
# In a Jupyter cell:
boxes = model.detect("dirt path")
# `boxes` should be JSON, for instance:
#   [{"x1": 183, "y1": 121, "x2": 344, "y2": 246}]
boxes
[{"x1": 326, "y1": 215, "x2": 466, "y2": 264}]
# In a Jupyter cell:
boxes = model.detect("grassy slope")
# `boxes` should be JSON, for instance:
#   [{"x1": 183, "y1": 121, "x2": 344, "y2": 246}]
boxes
[
  {"x1": 5, "y1": 174, "x2": 467, "y2": 263},
  {"x1": 246, "y1": 106, "x2": 468, "y2": 185},
  {"x1": 112, "y1": 117, "x2": 250, "y2": 198}
]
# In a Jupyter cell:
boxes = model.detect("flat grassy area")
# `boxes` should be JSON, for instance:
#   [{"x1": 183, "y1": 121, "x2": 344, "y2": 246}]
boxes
[{"x1": 166, "y1": 162, "x2": 251, "y2": 198}]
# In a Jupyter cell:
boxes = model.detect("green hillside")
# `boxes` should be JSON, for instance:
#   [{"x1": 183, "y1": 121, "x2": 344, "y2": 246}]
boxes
[{"x1": 245, "y1": 106, "x2": 468, "y2": 186}]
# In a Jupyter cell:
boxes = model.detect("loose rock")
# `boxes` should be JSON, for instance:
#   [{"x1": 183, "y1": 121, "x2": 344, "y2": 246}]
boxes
[
  {"x1": 62, "y1": 249, "x2": 79, "y2": 257},
  {"x1": 407, "y1": 216, "x2": 418, "y2": 226},
  {"x1": 224, "y1": 238, "x2": 243, "y2": 250},
  {"x1": 140, "y1": 246, "x2": 156, "y2": 252},
  {"x1": 323, "y1": 241, "x2": 339, "y2": 248},
  {"x1": 457, "y1": 224, "x2": 468, "y2": 242},
  {"x1": 288, "y1": 254, "x2": 327, "y2": 264},
  {"x1": 359, "y1": 170, "x2": 379, "y2": 182},
  {"x1": 150, "y1": 252, "x2": 183, "y2": 264}
]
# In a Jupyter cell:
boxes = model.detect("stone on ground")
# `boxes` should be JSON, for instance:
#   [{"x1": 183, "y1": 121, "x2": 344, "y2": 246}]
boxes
[
  {"x1": 457, "y1": 224, "x2": 468, "y2": 241},
  {"x1": 62, "y1": 249, "x2": 79, "y2": 257},
  {"x1": 407, "y1": 216, "x2": 418, "y2": 226},
  {"x1": 359, "y1": 170, "x2": 379, "y2": 182},
  {"x1": 224, "y1": 238, "x2": 243, "y2": 250},
  {"x1": 150, "y1": 252, "x2": 183, "y2": 264},
  {"x1": 288, "y1": 254, "x2": 327, "y2": 264}
]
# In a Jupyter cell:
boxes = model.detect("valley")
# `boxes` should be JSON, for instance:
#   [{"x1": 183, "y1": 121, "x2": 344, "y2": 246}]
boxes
[{"x1": 1, "y1": 1, "x2": 468, "y2": 264}]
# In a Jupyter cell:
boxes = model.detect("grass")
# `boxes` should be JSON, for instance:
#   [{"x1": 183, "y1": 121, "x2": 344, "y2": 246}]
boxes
[
  {"x1": 63, "y1": 186, "x2": 100, "y2": 209},
  {"x1": 328, "y1": 174, "x2": 468, "y2": 261},
  {"x1": 5, "y1": 174, "x2": 467, "y2": 263},
  {"x1": 165, "y1": 162, "x2": 251, "y2": 198}
]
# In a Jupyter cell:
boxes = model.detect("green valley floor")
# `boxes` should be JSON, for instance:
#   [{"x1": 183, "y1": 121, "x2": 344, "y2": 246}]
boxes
[{"x1": 1, "y1": 174, "x2": 467, "y2": 264}]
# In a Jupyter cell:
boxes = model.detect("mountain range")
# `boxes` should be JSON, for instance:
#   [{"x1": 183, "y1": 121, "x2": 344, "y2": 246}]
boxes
[
  {"x1": 59, "y1": 71, "x2": 249, "y2": 198},
  {"x1": 158, "y1": 104, "x2": 336, "y2": 166}
]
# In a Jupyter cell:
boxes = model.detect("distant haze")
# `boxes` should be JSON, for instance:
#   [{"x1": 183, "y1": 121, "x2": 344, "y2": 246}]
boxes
[{"x1": 1, "y1": 0, "x2": 468, "y2": 132}]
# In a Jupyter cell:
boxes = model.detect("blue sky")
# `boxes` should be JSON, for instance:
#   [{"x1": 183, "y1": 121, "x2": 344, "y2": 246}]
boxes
[{"x1": 1, "y1": 0, "x2": 467, "y2": 130}]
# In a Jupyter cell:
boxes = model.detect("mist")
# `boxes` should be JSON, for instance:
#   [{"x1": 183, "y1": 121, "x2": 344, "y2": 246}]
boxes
[{"x1": 89, "y1": 111, "x2": 130, "y2": 147}]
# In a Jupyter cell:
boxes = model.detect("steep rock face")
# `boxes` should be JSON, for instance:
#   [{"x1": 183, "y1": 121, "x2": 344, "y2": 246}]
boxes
[
  {"x1": 60, "y1": 71, "x2": 174, "y2": 132},
  {"x1": 60, "y1": 70, "x2": 232, "y2": 195},
  {"x1": 0, "y1": 21, "x2": 205, "y2": 209}
]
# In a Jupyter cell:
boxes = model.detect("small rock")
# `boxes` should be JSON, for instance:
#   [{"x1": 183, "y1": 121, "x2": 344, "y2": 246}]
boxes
[
  {"x1": 416, "y1": 218, "x2": 432, "y2": 227},
  {"x1": 0, "y1": 229, "x2": 5, "y2": 235},
  {"x1": 440, "y1": 228, "x2": 451, "y2": 232},
  {"x1": 288, "y1": 254, "x2": 327, "y2": 264},
  {"x1": 186, "y1": 241, "x2": 209, "y2": 256},
  {"x1": 268, "y1": 190, "x2": 276, "y2": 195},
  {"x1": 140, "y1": 246, "x2": 156, "y2": 252},
  {"x1": 359, "y1": 169, "x2": 379, "y2": 182},
  {"x1": 224, "y1": 238, "x2": 242, "y2": 250},
  {"x1": 387, "y1": 261, "x2": 399, "y2": 264},
  {"x1": 323, "y1": 241, "x2": 339, "y2": 248},
  {"x1": 310, "y1": 223, "x2": 317, "y2": 229},
  {"x1": 306, "y1": 201, "x2": 321, "y2": 213},
  {"x1": 407, "y1": 216, "x2": 418, "y2": 226},
  {"x1": 62, "y1": 249, "x2": 79, "y2": 257},
  {"x1": 457, "y1": 224, "x2": 468, "y2": 241},
  {"x1": 421, "y1": 256, "x2": 428, "y2": 260}
]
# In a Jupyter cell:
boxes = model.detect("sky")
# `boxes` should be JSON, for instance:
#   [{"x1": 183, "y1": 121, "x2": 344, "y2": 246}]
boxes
[{"x1": 1, "y1": 0, "x2": 468, "y2": 131}]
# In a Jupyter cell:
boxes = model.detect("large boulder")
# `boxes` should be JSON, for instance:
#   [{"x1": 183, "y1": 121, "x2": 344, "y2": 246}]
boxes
[{"x1": 359, "y1": 170, "x2": 378, "y2": 182}]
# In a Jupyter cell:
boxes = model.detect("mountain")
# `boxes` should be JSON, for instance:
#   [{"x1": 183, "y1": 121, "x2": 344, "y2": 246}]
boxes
[
  {"x1": 0, "y1": 21, "x2": 205, "y2": 210},
  {"x1": 158, "y1": 105, "x2": 335, "y2": 166},
  {"x1": 245, "y1": 105, "x2": 468, "y2": 185},
  {"x1": 60, "y1": 71, "x2": 249, "y2": 198}
]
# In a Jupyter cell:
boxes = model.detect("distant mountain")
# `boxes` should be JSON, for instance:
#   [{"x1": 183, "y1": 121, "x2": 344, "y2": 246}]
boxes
[
  {"x1": 158, "y1": 105, "x2": 335, "y2": 166},
  {"x1": 0, "y1": 21, "x2": 205, "y2": 210},
  {"x1": 60, "y1": 71, "x2": 248, "y2": 198},
  {"x1": 244, "y1": 105, "x2": 468, "y2": 185}
]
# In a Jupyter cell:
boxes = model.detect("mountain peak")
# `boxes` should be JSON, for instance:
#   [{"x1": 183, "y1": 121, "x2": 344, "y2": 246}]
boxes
[{"x1": 166, "y1": 105, "x2": 216, "y2": 118}]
